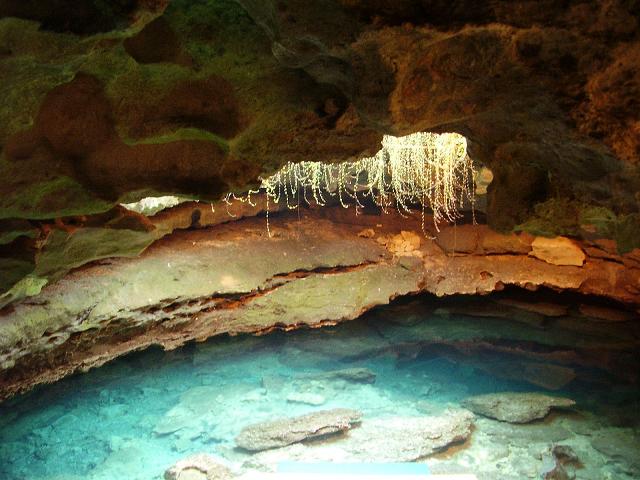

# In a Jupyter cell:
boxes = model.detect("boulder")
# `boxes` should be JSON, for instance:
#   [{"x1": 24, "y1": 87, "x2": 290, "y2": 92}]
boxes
[
  {"x1": 245, "y1": 409, "x2": 475, "y2": 466},
  {"x1": 235, "y1": 408, "x2": 362, "y2": 451},
  {"x1": 344, "y1": 409, "x2": 475, "y2": 462},
  {"x1": 530, "y1": 237, "x2": 586, "y2": 266},
  {"x1": 164, "y1": 454, "x2": 233, "y2": 480},
  {"x1": 462, "y1": 392, "x2": 575, "y2": 423}
]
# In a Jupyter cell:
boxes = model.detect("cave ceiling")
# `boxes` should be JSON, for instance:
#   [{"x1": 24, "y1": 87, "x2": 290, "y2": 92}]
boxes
[{"x1": 0, "y1": 0, "x2": 639, "y2": 301}]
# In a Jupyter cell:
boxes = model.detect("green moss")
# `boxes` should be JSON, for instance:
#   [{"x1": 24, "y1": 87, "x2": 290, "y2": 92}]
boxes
[
  {"x1": 35, "y1": 227, "x2": 160, "y2": 279},
  {"x1": 516, "y1": 198, "x2": 640, "y2": 254},
  {"x1": 125, "y1": 127, "x2": 229, "y2": 152},
  {"x1": 0, "y1": 229, "x2": 37, "y2": 246},
  {"x1": 514, "y1": 198, "x2": 581, "y2": 237},
  {"x1": 0, "y1": 176, "x2": 113, "y2": 220},
  {"x1": 610, "y1": 213, "x2": 640, "y2": 254},
  {"x1": 0, "y1": 258, "x2": 36, "y2": 293}
]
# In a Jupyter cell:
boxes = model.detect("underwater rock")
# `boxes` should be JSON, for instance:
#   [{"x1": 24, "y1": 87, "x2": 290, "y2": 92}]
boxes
[
  {"x1": 530, "y1": 237, "x2": 586, "y2": 266},
  {"x1": 285, "y1": 392, "x2": 326, "y2": 406},
  {"x1": 303, "y1": 367, "x2": 377, "y2": 384},
  {"x1": 164, "y1": 453, "x2": 234, "y2": 480},
  {"x1": 590, "y1": 429, "x2": 640, "y2": 474},
  {"x1": 480, "y1": 361, "x2": 577, "y2": 391},
  {"x1": 462, "y1": 392, "x2": 575, "y2": 423},
  {"x1": 154, "y1": 386, "x2": 221, "y2": 436},
  {"x1": 540, "y1": 444, "x2": 581, "y2": 480},
  {"x1": 578, "y1": 304, "x2": 636, "y2": 322},
  {"x1": 245, "y1": 409, "x2": 474, "y2": 466},
  {"x1": 235, "y1": 408, "x2": 362, "y2": 451},
  {"x1": 344, "y1": 409, "x2": 475, "y2": 462}
]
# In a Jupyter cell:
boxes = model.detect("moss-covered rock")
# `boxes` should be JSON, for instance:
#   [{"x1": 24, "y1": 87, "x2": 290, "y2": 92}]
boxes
[{"x1": 516, "y1": 199, "x2": 640, "y2": 254}]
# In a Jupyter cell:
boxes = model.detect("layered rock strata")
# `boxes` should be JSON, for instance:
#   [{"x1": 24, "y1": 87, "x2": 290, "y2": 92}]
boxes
[{"x1": 0, "y1": 206, "x2": 638, "y2": 401}]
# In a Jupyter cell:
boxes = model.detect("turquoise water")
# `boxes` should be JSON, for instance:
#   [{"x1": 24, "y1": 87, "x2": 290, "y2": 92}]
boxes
[{"x1": 1, "y1": 297, "x2": 639, "y2": 480}]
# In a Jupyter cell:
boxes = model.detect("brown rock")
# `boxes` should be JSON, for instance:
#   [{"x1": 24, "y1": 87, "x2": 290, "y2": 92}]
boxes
[
  {"x1": 497, "y1": 298, "x2": 568, "y2": 317},
  {"x1": 579, "y1": 304, "x2": 636, "y2": 322},
  {"x1": 435, "y1": 224, "x2": 480, "y2": 254},
  {"x1": 480, "y1": 227, "x2": 533, "y2": 254},
  {"x1": 530, "y1": 237, "x2": 586, "y2": 266}
]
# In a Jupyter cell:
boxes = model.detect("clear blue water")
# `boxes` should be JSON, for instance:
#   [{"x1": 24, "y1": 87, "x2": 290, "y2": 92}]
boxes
[{"x1": 1, "y1": 299, "x2": 639, "y2": 480}]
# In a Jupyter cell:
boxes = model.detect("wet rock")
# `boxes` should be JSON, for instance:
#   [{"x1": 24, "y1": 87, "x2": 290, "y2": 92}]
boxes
[
  {"x1": 530, "y1": 237, "x2": 586, "y2": 266},
  {"x1": 345, "y1": 409, "x2": 475, "y2": 462},
  {"x1": 164, "y1": 453, "x2": 234, "y2": 480},
  {"x1": 590, "y1": 429, "x2": 640, "y2": 474},
  {"x1": 245, "y1": 409, "x2": 474, "y2": 466},
  {"x1": 462, "y1": 392, "x2": 575, "y2": 423},
  {"x1": 541, "y1": 444, "x2": 581, "y2": 480},
  {"x1": 154, "y1": 386, "x2": 220, "y2": 436},
  {"x1": 303, "y1": 367, "x2": 377, "y2": 384},
  {"x1": 578, "y1": 304, "x2": 636, "y2": 322},
  {"x1": 235, "y1": 408, "x2": 362, "y2": 451}
]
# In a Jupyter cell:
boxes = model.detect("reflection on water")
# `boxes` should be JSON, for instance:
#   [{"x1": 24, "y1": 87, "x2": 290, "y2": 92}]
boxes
[{"x1": 0, "y1": 295, "x2": 639, "y2": 480}]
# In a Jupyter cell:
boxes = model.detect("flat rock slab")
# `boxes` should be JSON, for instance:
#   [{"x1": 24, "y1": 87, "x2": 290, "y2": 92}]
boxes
[
  {"x1": 462, "y1": 392, "x2": 575, "y2": 423},
  {"x1": 345, "y1": 409, "x2": 475, "y2": 462},
  {"x1": 245, "y1": 409, "x2": 475, "y2": 467},
  {"x1": 235, "y1": 408, "x2": 362, "y2": 451}
]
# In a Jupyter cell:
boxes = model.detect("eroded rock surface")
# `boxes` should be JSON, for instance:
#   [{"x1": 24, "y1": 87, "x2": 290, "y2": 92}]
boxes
[
  {"x1": 245, "y1": 409, "x2": 474, "y2": 466},
  {"x1": 235, "y1": 408, "x2": 362, "y2": 451},
  {"x1": 0, "y1": 207, "x2": 639, "y2": 401},
  {"x1": 462, "y1": 392, "x2": 576, "y2": 423}
]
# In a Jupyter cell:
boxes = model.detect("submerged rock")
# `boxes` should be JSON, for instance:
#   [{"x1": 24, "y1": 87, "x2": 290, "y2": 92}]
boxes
[
  {"x1": 235, "y1": 408, "x2": 362, "y2": 451},
  {"x1": 540, "y1": 444, "x2": 581, "y2": 480},
  {"x1": 245, "y1": 409, "x2": 474, "y2": 466},
  {"x1": 303, "y1": 367, "x2": 377, "y2": 384},
  {"x1": 590, "y1": 429, "x2": 640, "y2": 475},
  {"x1": 345, "y1": 409, "x2": 475, "y2": 462},
  {"x1": 164, "y1": 453, "x2": 234, "y2": 480},
  {"x1": 462, "y1": 392, "x2": 575, "y2": 423}
]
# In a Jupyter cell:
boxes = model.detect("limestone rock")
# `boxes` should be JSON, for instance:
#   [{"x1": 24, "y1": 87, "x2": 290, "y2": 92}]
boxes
[
  {"x1": 462, "y1": 392, "x2": 575, "y2": 423},
  {"x1": 345, "y1": 409, "x2": 475, "y2": 462},
  {"x1": 235, "y1": 408, "x2": 362, "y2": 451},
  {"x1": 385, "y1": 231, "x2": 422, "y2": 256},
  {"x1": 164, "y1": 454, "x2": 233, "y2": 480},
  {"x1": 530, "y1": 237, "x2": 586, "y2": 266},
  {"x1": 246, "y1": 409, "x2": 474, "y2": 466}
]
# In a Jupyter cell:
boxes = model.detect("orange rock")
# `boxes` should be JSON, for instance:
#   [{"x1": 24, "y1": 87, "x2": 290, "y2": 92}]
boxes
[{"x1": 530, "y1": 236, "x2": 586, "y2": 266}]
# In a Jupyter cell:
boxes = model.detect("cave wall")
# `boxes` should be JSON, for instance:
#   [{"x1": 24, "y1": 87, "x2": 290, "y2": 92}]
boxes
[{"x1": 0, "y1": 2, "x2": 638, "y2": 339}]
